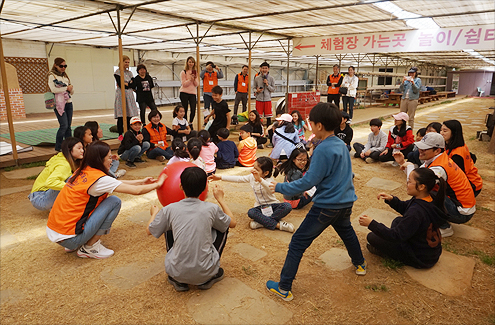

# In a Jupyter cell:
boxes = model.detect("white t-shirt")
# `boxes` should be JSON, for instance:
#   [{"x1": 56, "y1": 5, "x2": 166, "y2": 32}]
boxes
[
  {"x1": 172, "y1": 117, "x2": 188, "y2": 127},
  {"x1": 46, "y1": 176, "x2": 122, "y2": 242}
]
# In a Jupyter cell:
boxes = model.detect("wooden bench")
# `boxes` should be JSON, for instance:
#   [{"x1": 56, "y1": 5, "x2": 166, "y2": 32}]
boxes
[
  {"x1": 438, "y1": 91, "x2": 456, "y2": 98},
  {"x1": 418, "y1": 96, "x2": 432, "y2": 104}
]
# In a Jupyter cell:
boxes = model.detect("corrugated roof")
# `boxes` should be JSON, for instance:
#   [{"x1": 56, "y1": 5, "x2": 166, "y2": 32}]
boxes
[{"x1": 1, "y1": 0, "x2": 494, "y2": 68}]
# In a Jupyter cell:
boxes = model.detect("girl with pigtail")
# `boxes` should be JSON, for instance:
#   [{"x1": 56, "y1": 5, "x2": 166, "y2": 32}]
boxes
[{"x1": 359, "y1": 167, "x2": 448, "y2": 269}]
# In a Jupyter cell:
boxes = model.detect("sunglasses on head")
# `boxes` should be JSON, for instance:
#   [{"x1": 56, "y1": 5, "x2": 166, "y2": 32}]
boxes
[{"x1": 58, "y1": 65, "x2": 67, "y2": 68}]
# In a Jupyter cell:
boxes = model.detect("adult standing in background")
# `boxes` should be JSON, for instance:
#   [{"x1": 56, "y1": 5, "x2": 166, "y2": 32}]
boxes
[
  {"x1": 134, "y1": 64, "x2": 157, "y2": 125},
  {"x1": 233, "y1": 65, "x2": 249, "y2": 123},
  {"x1": 399, "y1": 67, "x2": 421, "y2": 129},
  {"x1": 48, "y1": 57, "x2": 74, "y2": 152},
  {"x1": 326, "y1": 64, "x2": 343, "y2": 108},
  {"x1": 200, "y1": 61, "x2": 223, "y2": 117},
  {"x1": 179, "y1": 56, "x2": 199, "y2": 124},
  {"x1": 341, "y1": 66, "x2": 359, "y2": 123},
  {"x1": 114, "y1": 55, "x2": 139, "y2": 139},
  {"x1": 253, "y1": 62, "x2": 276, "y2": 127}
]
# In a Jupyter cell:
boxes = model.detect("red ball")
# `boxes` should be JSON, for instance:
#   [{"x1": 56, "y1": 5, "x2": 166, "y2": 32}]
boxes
[{"x1": 156, "y1": 161, "x2": 208, "y2": 206}]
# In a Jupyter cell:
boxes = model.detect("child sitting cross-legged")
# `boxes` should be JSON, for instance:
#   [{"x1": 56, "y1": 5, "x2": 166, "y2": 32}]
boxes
[
  {"x1": 147, "y1": 166, "x2": 236, "y2": 292},
  {"x1": 117, "y1": 116, "x2": 150, "y2": 168},
  {"x1": 334, "y1": 111, "x2": 353, "y2": 151},
  {"x1": 209, "y1": 156, "x2": 294, "y2": 232},
  {"x1": 166, "y1": 138, "x2": 190, "y2": 166},
  {"x1": 237, "y1": 124, "x2": 257, "y2": 167},
  {"x1": 359, "y1": 167, "x2": 447, "y2": 268},
  {"x1": 353, "y1": 118, "x2": 388, "y2": 163},
  {"x1": 215, "y1": 128, "x2": 238, "y2": 169},
  {"x1": 273, "y1": 147, "x2": 314, "y2": 210}
]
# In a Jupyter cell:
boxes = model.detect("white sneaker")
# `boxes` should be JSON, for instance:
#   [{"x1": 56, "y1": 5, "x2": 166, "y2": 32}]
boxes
[
  {"x1": 64, "y1": 247, "x2": 78, "y2": 253},
  {"x1": 77, "y1": 240, "x2": 114, "y2": 259},
  {"x1": 440, "y1": 225, "x2": 454, "y2": 238},
  {"x1": 279, "y1": 221, "x2": 294, "y2": 233},
  {"x1": 250, "y1": 221, "x2": 264, "y2": 229},
  {"x1": 365, "y1": 157, "x2": 375, "y2": 164},
  {"x1": 157, "y1": 155, "x2": 166, "y2": 162},
  {"x1": 114, "y1": 169, "x2": 126, "y2": 178}
]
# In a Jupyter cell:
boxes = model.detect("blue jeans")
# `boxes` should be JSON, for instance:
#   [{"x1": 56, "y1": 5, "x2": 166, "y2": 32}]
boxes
[
  {"x1": 441, "y1": 197, "x2": 474, "y2": 227},
  {"x1": 247, "y1": 203, "x2": 292, "y2": 230},
  {"x1": 58, "y1": 196, "x2": 121, "y2": 250},
  {"x1": 342, "y1": 96, "x2": 355, "y2": 119},
  {"x1": 28, "y1": 190, "x2": 60, "y2": 211},
  {"x1": 54, "y1": 102, "x2": 73, "y2": 151},
  {"x1": 120, "y1": 142, "x2": 150, "y2": 162},
  {"x1": 203, "y1": 94, "x2": 213, "y2": 111},
  {"x1": 108, "y1": 159, "x2": 119, "y2": 177},
  {"x1": 278, "y1": 205, "x2": 364, "y2": 291},
  {"x1": 147, "y1": 146, "x2": 173, "y2": 160}
]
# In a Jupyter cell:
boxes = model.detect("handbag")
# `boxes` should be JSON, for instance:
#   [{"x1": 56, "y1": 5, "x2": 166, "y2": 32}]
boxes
[
  {"x1": 274, "y1": 130, "x2": 305, "y2": 150},
  {"x1": 338, "y1": 87, "x2": 348, "y2": 95},
  {"x1": 44, "y1": 92, "x2": 55, "y2": 110}
]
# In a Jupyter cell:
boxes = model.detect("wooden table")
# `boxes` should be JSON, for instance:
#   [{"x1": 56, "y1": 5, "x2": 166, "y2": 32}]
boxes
[{"x1": 375, "y1": 92, "x2": 402, "y2": 107}]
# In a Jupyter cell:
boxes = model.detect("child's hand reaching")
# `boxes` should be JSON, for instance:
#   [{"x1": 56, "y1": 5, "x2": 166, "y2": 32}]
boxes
[
  {"x1": 150, "y1": 205, "x2": 159, "y2": 216},
  {"x1": 377, "y1": 193, "x2": 393, "y2": 201},
  {"x1": 359, "y1": 215, "x2": 372, "y2": 227},
  {"x1": 212, "y1": 183, "x2": 225, "y2": 201},
  {"x1": 392, "y1": 151, "x2": 405, "y2": 165},
  {"x1": 268, "y1": 181, "x2": 277, "y2": 193},
  {"x1": 208, "y1": 174, "x2": 221, "y2": 181},
  {"x1": 251, "y1": 168, "x2": 262, "y2": 183}
]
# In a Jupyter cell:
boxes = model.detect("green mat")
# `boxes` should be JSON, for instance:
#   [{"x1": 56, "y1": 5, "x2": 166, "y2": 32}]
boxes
[{"x1": 0, "y1": 123, "x2": 118, "y2": 146}]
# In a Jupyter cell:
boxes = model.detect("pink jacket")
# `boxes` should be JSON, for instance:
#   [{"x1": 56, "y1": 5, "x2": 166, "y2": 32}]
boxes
[{"x1": 179, "y1": 70, "x2": 199, "y2": 95}]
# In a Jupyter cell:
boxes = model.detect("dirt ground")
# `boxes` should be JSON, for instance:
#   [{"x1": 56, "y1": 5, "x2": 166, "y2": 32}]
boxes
[{"x1": 1, "y1": 97, "x2": 494, "y2": 324}]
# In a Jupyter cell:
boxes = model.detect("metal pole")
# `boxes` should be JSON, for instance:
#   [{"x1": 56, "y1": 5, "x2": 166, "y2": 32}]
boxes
[
  {"x1": 117, "y1": 8, "x2": 127, "y2": 133},
  {"x1": 0, "y1": 34, "x2": 18, "y2": 163}
]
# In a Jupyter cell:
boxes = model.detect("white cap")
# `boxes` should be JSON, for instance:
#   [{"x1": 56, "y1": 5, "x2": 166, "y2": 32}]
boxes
[{"x1": 415, "y1": 132, "x2": 445, "y2": 150}]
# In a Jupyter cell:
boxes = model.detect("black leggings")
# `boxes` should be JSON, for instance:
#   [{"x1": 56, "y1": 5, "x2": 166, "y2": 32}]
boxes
[
  {"x1": 180, "y1": 92, "x2": 197, "y2": 123},
  {"x1": 379, "y1": 145, "x2": 413, "y2": 162},
  {"x1": 138, "y1": 99, "x2": 157, "y2": 125},
  {"x1": 165, "y1": 228, "x2": 228, "y2": 257},
  {"x1": 117, "y1": 116, "x2": 132, "y2": 135}
]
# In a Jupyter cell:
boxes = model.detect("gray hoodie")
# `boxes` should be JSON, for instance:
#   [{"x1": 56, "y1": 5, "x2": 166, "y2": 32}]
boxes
[{"x1": 253, "y1": 73, "x2": 275, "y2": 102}]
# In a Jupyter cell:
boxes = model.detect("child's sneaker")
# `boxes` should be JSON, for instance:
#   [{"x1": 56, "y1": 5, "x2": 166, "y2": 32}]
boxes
[
  {"x1": 77, "y1": 240, "x2": 114, "y2": 259},
  {"x1": 114, "y1": 169, "x2": 126, "y2": 178},
  {"x1": 157, "y1": 155, "x2": 166, "y2": 162},
  {"x1": 64, "y1": 247, "x2": 78, "y2": 253},
  {"x1": 118, "y1": 135, "x2": 124, "y2": 142},
  {"x1": 365, "y1": 157, "x2": 375, "y2": 164},
  {"x1": 126, "y1": 161, "x2": 136, "y2": 168},
  {"x1": 167, "y1": 276, "x2": 190, "y2": 292},
  {"x1": 250, "y1": 221, "x2": 264, "y2": 229},
  {"x1": 266, "y1": 280, "x2": 293, "y2": 301},
  {"x1": 355, "y1": 259, "x2": 367, "y2": 275},
  {"x1": 134, "y1": 157, "x2": 144, "y2": 163},
  {"x1": 440, "y1": 224, "x2": 454, "y2": 237},
  {"x1": 279, "y1": 221, "x2": 294, "y2": 233},
  {"x1": 198, "y1": 268, "x2": 224, "y2": 290}
]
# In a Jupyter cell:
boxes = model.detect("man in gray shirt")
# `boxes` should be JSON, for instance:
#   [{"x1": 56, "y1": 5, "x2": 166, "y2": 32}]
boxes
[
  {"x1": 147, "y1": 167, "x2": 236, "y2": 291},
  {"x1": 253, "y1": 61, "x2": 276, "y2": 126}
]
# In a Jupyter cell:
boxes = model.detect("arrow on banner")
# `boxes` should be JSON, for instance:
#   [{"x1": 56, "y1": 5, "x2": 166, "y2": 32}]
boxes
[{"x1": 294, "y1": 44, "x2": 316, "y2": 51}]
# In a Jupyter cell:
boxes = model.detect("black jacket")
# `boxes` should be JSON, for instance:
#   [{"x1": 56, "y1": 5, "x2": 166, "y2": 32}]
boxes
[
  {"x1": 368, "y1": 196, "x2": 447, "y2": 268},
  {"x1": 118, "y1": 128, "x2": 143, "y2": 155}
]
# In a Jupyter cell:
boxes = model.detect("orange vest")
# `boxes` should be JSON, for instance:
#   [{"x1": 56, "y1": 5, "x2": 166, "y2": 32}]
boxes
[
  {"x1": 144, "y1": 122, "x2": 168, "y2": 150},
  {"x1": 428, "y1": 152, "x2": 476, "y2": 209},
  {"x1": 327, "y1": 74, "x2": 342, "y2": 94},
  {"x1": 203, "y1": 71, "x2": 218, "y2": 93},
  {"x1": 238, "y1": 137, "x2": 257, "y2": 167},
  {"x1": 448, "y1": 145, "x2": 482, "y2": 191},
  {"x1": 47, "y1": 167, "x2": 108, "y2": 236},
  {"x1": 237, "y1": 73, "x2": 249, "y2": 93}
]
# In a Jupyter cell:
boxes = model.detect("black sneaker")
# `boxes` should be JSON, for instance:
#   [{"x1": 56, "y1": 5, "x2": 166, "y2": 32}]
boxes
[
  {"x1": 198, "y1": 268, "x2": 224, "y2": 290},
  {"x1": 167, "y1": 276, "x2": 189, "y2": 292},
  {"x1": 126, "y1": 161, "x2": 137, "y2": 168},
  {"x1": 133, "y1": 157, "x2": 144, "y2": 163}
]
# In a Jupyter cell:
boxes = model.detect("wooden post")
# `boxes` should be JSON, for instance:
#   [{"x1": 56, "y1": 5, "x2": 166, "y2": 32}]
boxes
[
  {"x1": 196, "y1": 43, "x2": 201, "y2": 131},
  {"x1": 315, "y1": 55, "x2": 319, "y2": 91},
  {"x1": 285, "y1": 39, "x2": 290, "y2": 113},
  {"x1": 117, "y1": 9, "x2": 127, "y2": 133},
  {"x1": 248, "y1": 32, "x2": 252, "y2": 112},
  {"x1": 0, "y1": 35, "x2": 19, "y2": 163}
]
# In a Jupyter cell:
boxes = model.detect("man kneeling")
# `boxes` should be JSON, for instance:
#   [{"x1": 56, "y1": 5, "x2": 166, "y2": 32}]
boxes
[{"x1": 147, "y1": 167, "x2": 236, "y2": 291}]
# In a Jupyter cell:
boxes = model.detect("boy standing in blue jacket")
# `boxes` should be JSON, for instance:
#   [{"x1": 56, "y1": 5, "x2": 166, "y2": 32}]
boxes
[{"x1": 266, "y1": 102, "x2": 366, "y2": 301}]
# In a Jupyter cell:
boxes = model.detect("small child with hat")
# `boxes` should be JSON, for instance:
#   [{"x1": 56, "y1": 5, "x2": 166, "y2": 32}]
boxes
[
  {"x1": 117, "y1": 116, "x2": 150, "y2": 168},
  {"x1": 379, "y1": 112, "x2": 414, "y2": 163}
]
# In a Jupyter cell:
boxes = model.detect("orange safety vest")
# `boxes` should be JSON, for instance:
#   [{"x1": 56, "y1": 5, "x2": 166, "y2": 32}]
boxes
[
  {"x1": 327, "y1": 74, "x2": 342, "y2": 95},
  {"x1": 144, "y1": 122, "x2": 168, "y2": 150},
  {"x1": 47, "y1": 167, "x2": 108, "y2": 236},
  {"x1": 448, "y1": 145, "x2": 482, "y2": 191},
  {"x1": 237, "y1": 73, "x2": 249, "y2": 93},
  {"x1": 203, "y1": 71, "x2": 218, "y2": 93},
  {"x1": 427, "y1": 152, "x2": 476, "y2": 209}
]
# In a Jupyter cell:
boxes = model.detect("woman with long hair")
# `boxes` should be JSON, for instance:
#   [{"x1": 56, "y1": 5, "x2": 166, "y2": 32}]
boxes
[
  {"x1": 179, "y1": 56, "x2": 199, "y2": 124},
  {"x1": 46, "y1": 141, "x2": 166, "y2": 258},
  {"x1": 29, "y1": 137, "x2": 83, "y2": 211},
  {"x1": 114, "y1": 55, "x2": 139, "y2": 138},
  {"x1": 441, "y1": 119, "x2": 482, "y2": 196},
  {"x1": 48, "y1": 57, "x2": 74, "y2": 152}
]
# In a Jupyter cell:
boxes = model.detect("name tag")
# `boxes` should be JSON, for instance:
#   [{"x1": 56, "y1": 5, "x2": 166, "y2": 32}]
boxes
[
  {"x1": 158, "y1": 141, "x2": 165, "y2": 147},
  {"x1": 209, "y1": 81, "x2": 214, "y2": 85},
  {"x1": 182, "y1": 136, "x2": 187, "y2": 142},
  {"x1": 242, "y1": 82, "x2": 246, "y2": 87},
  {"x1": 261, "y1": 205, "x2": 273, "y2": 217}
]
